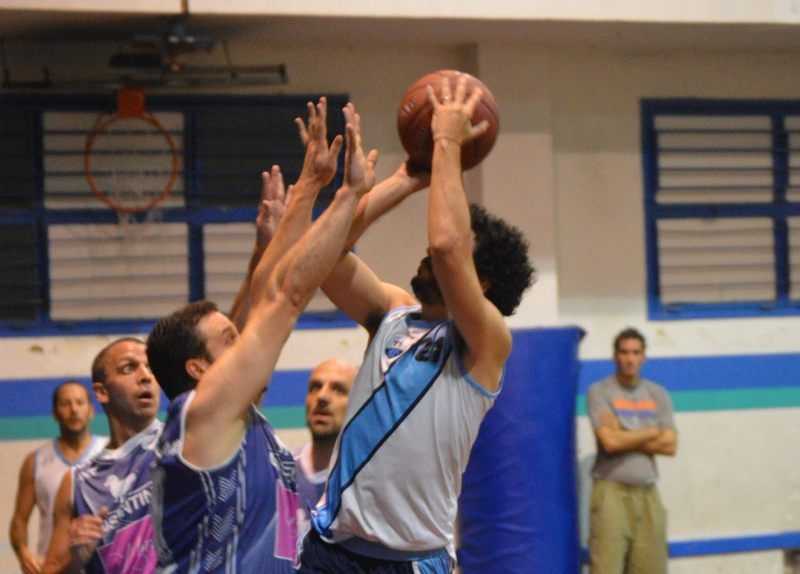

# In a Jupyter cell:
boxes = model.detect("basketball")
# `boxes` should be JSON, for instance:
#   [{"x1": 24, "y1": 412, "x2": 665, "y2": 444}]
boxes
[{"x1": 396, "y1": 70, "x2": 499, "y2": 170}]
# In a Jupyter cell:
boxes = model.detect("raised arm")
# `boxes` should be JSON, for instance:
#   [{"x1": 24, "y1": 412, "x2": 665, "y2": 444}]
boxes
[
  {"x1": 426, "y1": 75, "x2": 508, "y2": 391},
  {"x1": 322, "y1": 161, "x2": 426, "y2": 336},
  {"x1": 9, "y1": 452, "x2": 41, "y2": 574},
  {"x1": 182, "y1": 102, "x2": 377, "y2": 469},
  {"x1": 247, "y1": 97, "x2": 343, "y2": 310},
  {"x1": 267, "y1": 104, "x2": 378, "y2": 313},
  {"x1": 229, "y1": 166, "x2": 292, "y2": 330},
  {"x1": 344, "y1": 160, "x2": 429, "y2": 250},
  {"x1": 322, "y1": 250, "x2": 415, "y2": 337},
  {"x1": 238, "y1": 113, "x2": 418, "y2": 333}
]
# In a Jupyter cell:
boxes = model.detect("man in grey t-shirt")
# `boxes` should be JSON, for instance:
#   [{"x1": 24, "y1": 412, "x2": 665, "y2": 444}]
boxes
[{"x1": 587, "y1": 327, "x2": 678, "y2": 574}]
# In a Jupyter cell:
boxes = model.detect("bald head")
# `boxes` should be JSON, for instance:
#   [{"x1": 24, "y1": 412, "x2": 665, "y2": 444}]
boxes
[{"x1": 305, "y1": 359, "x2": 358, "y2": 442}]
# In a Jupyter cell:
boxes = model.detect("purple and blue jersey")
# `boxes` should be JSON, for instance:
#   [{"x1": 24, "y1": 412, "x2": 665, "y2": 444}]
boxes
[
  {"x1": 153, "y1": 390, "x2": 299, "y2": 573},
  {"x1": 72, "y1": 420, "x2": 162, "y2": 574}
]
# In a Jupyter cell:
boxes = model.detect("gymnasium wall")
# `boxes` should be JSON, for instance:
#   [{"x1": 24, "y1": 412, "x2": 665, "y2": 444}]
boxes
[
  {"x1": 0, "y1": 31, "x2": 799, "y2": 574},
  {"x1": 513, "y1": 47, "x2": 800, "y2": 573}
]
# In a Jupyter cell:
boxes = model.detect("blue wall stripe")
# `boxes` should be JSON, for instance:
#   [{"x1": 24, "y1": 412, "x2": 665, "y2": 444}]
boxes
[
  {"x1": 669, "y1": 531, "x2": 800, "y2": 557},
  {"x1": 581, "y1": 531, "x2": 800, "y2": 561},
  {"x1": 0, "y1": 370, "x2": 312, "y2": 417},
  {"x1": 576, "y1": 386, "x2": 800, "y2": 416},
  {"x1": 578, "y1": 353, "x2": 800, "y2": 394}
]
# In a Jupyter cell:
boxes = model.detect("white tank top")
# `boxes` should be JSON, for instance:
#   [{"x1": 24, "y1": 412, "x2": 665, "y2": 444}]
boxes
[
  {"x1": 33, "y1": 435, "x2": 107, "y2": 556},
  {"x1": 313, "y1": 306, "x2": 498, "y2": 553}
]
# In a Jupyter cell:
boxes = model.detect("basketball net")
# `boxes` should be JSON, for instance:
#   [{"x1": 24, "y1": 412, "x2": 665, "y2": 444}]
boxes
[
  {"x1": 112, "y1": 200, "x2": 164, "y2": 243},
  {"x1": 85, "y1": 88, "x2": 179, "y2": 221}
]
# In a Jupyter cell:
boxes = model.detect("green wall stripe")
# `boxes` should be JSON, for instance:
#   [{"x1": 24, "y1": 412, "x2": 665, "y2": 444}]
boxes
[
  {"x1": 0, "y1": 416, "x2": 62, "y2": 441},
  {"x1": 0, "y1": 406, "x2": 308, "y2": 441},
  {"x1": 671, "y1": 387, "x2": 800, "y2": 412},
  {"x1": 576, "y1": 386, "x2": 800, "y2": 416},
  {"x1": 259, "y1": 406, "x2": 306, "y2": 429}
]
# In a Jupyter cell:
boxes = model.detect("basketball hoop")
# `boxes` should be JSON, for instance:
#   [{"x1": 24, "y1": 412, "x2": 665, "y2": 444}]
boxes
[{"x1": 84, "y1": 88, "x2": 180, "y2": 214}]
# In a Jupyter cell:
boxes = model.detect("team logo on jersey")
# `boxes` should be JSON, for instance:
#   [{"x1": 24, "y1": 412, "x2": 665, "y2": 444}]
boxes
[
  {"x1": 106, "y1": 473, "x2": 137, "y2": 499},
  {"x1": 414, "y1": 336, "x2": 443, "y2": 363},
  {"x1": 384, "y1": 335, "x2": 408, "y2": 359},
  {"x1": 384, "y1": 328, "x2": 427, "y2": 360},
  {"x1": 105, "y1": 482, "x2": 153, "y2": 531}
]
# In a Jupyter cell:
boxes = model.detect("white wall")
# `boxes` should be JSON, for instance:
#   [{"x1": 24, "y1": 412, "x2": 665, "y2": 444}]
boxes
[{"x1": 544, "y1": 46, "x2": 800, "y2": 572}]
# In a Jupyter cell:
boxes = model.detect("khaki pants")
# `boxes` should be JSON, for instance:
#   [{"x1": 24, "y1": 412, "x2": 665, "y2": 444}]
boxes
[{"x1": 589, "y1": 480, "x2": 668, "y2": 574}]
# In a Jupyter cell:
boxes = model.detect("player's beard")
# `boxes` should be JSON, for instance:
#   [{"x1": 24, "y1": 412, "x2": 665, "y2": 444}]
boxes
[
  {"x1": 410, "y1": 257, "x2": 445, "y2": 306},
  {"x1": 311, "y1": 426, "x2": 340, "y2": 444}
]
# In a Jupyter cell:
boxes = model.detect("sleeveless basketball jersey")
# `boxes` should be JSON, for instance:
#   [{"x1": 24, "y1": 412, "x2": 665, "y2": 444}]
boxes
[
  {"x1": 311, "y1": 306, "x2": 498, "y2": 554},
  {"x1": 33, "y1": 435, "x2": 107, "y2": 557},
  {"x1": 293, "y1": 443, "x2": 328, "y2": 536},
  {"x1": 153, "y1": 390, "x2": 299, "y2": 573},
  {"x1": 72, "y1": 420, "x2": 162, "y2": 574}
]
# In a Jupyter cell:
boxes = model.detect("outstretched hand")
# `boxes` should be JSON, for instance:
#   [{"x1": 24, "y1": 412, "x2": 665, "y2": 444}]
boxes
[
  {"x1": 255, "y1": 165, "x2": 294, "y2": 251},
  {"x1": 341, "y1": 102, "x2": 379, "y2": 199},
  {"x1": 295, "y1": 97, "x2": 343, "y2": 186},
  {"x1": 427, "y1": 75, "x2": 489, "y2": 146}
]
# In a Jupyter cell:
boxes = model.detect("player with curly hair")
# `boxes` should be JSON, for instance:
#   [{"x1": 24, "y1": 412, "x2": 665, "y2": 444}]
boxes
[{"x1": 299, "y1": 75, "x2": 535, "y2": 574}]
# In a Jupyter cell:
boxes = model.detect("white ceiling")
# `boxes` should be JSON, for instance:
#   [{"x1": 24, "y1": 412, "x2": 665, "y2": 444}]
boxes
[{"x1": 2, "y1": 10, "x2": 800, "y2": 53}]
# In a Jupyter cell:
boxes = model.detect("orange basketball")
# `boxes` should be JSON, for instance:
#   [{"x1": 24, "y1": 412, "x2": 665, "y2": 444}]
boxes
[{"x1": 396, "y1": 70, "x2": 499, "y2": 170}]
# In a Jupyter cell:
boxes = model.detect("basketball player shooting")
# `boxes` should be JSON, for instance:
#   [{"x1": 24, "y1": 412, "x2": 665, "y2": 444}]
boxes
[{"x1": 298, "y1": 75, "x2": 534, "y2": 573}]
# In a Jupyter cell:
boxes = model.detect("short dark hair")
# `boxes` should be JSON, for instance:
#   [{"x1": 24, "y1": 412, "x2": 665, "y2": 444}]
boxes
[
  {"x1": 470, "y1": 203, "x2": 535, "y2": 316},
  {"x1": 91, "y1": 337, "x2": 146, "y2": 385},
  {"x1": 51, "y1": 380, "x2": 91, "y2": 409},
  {"x1": 147, "y1": 300, "x2": 218, "y2": 400},
  {"x1": 613, "y1": 327, "x2": 646, "y2": 352}
]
